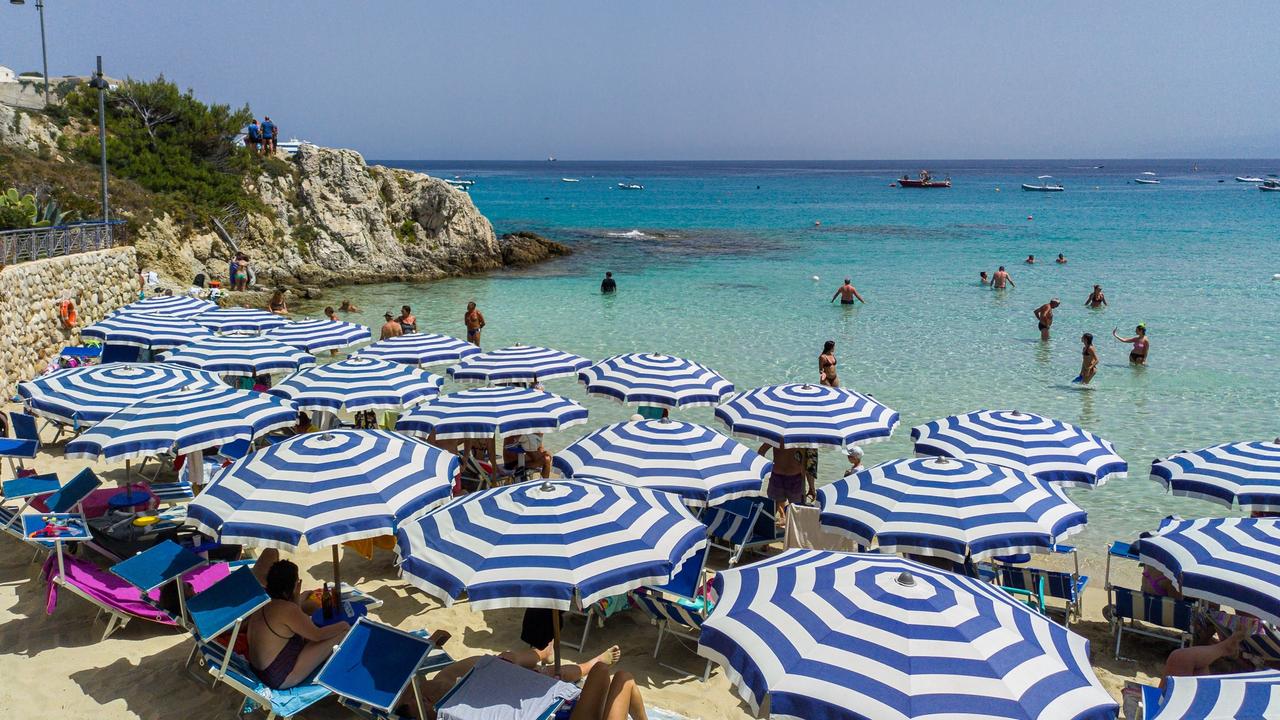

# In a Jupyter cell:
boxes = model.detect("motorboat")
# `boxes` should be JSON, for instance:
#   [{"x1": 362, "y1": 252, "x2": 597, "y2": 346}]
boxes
[
  {"x1": 1237, "y1": 176, "x2": 1265, "y2": 183},
  {"x1": 1134, "y1": 172, "x2": 1160, "y2": 185},
  {"x1": 616, "y1": 183, "x2": 644, "y2": 190},
  {"x1": 444, "y1": 178, "x2": 475, "y2": 191},
  {"x1": 1261, "y1": 179, "x2": 1280, "y2": 192},
  {"x1": 1022, "y1": 175, "x2": 1064, "y2": 192},
  {"x1": 561, "y1": 178, "x2": 580, "y2": 183},
  {"x1": 896, "y1": 170, "x2": 951, "y2": 188}
]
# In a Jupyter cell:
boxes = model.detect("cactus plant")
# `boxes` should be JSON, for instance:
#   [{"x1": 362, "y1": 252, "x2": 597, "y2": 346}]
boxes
[{"x1": 0, "y1": 188, "x2": 76, "y2": 229}]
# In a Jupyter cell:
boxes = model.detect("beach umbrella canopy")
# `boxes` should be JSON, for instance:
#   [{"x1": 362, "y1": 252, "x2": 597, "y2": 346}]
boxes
[
  {"x1": 64, "y1": 386, "x2": 297, "y2": 463},
  {"x1": 552, "y1": 419, "x2": 770, "y2": 506},
  {"x1": 396, "y1": 385, "x2": 587, "y2": 441},
  {"x1": 114, "y1": 295, "x2": 217, "y2": 318},
  {"x1": 697, "y1": 549, "x2": 1117, "y2": 720},
  {"x1": 158, "y1": 334, "x2": 315, "y2": 378},
  {"x1": 817, "y1": 456, "x2": 1087, "y2": 563},
  {"x1": 17, "y1": 362, "x2": 225, "y2": 426},
  {"x1": 578, "y1": 353, "x2": 734, "y2": 408},
  {"x1": 187, "y1": 429, "x2": 457, "y2": 552},
  {"x1": 1151, "y1": 441, "x2": 1280, "y2": 513},
  {"x1": 270, "y1": 356, "x2": 443, "y2": 413},
  {"x1": 264, "y1": 319, "x2": 371, "y2": 353},
  {"x1": 447, "y1": 344, "x2": 591, "y2": 384},
  {"x1": 194, "y1": 307, "x2": 289, "y2": 333},
  {"x1": 911, "y1": 410, "x2": 1126, "y2": 488},
  {"x1": 1146, "y1": 669, "x2": 1280, "y2": 720},
  {"x1": 80, "y1": 312, "x2": 213, "y2": 350},
  {"x1": 714, "y1": 383, "x2": 900, "y2": 449},
  {"x1": 1137, "y1": 517, "x2": 1280, "y2": 625},
  {"x1": 355, "y1": 333, "x2": 481, "y2": 367},
  {"x1": 395, "y1": 477, "x2": 706, "y2": 611}
]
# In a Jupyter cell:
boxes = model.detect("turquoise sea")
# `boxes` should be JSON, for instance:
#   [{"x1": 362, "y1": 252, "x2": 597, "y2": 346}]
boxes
[{"x1": 293, "y1": 160, "x2": 1280, "y2": 561}]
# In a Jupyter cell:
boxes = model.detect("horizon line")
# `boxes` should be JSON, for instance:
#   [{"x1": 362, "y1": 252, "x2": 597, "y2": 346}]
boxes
[{"x1": 368, "y1": 157, "x2": 1280, "y2": 164}]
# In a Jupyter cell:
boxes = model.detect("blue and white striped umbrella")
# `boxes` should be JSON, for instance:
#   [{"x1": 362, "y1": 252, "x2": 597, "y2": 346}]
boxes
[
  {"x1": 17, "y1": 363, "x2": 225, "y2": 426},
  {"x1": 270, "y1": 356, "x2": 442, "y2": 413},
  {"x1": 714, "y1": 383, "x2": 900, "y2": 449},
  {"x1": 264, "y1": 319, "x2": 371, "y2": 353},
  {"x1": 553, "y1": 420, "x2": 770, "y2": 506},
  {"x1": 698, "y1": 549, "x2": 1117, "y2": 720},
  {"x1": 355, "y1": 333, "x2": 481, "y2": 367},
  {"x1": 818, "y1": 456, "x2": 1087, "y2": 563},
  {"x1": 1147, "y1": 669, "x2": 1280, "y2": 719},
  {"x1": 63, "y1": 386, "x2": 297, "y2": 463},
  {"x1": 1151, "y1": 442, "x2": 1280, "y2": 513},
  {"x1": 578, "y1": 353, "x2": 734, "y2": 408},
  {"x1": 187, "y1": 429, "x2": 457, "y2": 551},
  {"x1": 158, "y1": 334, "x2": 315, "y2": 377},
  {"x1": 396, "y1": 386, "x2": 587, "y2": 440},
  {"x1": 114, "y1": 295, "x2": 217, "y2": 318},
  {"x1": 395, "y1": 478, "x2": 706, "y2": 611},
  {"x1": 193, "y1": 307, "x2": 289, "y2": 333},
  {"x1": 911, "y1": 410, "x2": 1127, "y2": 488},
  {"x1": 447, "y1": 344, "x2": 591, "y2": 384},
  {"x1": 80, "y1": 312, "x2": 213, "y2": 350},
  {"x1": 1138, "y1": 517, "x2": 1280, "y2": 625}
]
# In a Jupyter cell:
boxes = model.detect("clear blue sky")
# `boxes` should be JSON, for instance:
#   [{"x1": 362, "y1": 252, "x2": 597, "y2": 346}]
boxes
[{"x1": 1, "y1": 1, "x2": 1275, "y2": 159}]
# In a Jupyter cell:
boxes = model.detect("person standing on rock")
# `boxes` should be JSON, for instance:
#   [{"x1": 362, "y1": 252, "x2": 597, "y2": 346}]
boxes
[
  {"x1": 261, "y1": 116, "x2": 277, "y2": 154},
  {"x1": 464, "y1": 301, "x2": 485, "y2": 347},
  {"x1": 381, "y1": 312, "x2": 403, "y2": 340},
  {"x1": 600, "y1": 272, "x2": 617, "y2": 294}
]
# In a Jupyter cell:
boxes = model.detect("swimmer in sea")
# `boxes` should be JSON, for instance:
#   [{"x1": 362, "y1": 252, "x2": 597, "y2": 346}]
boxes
[
  {"x1": 992, "y1": 266, "x2": 1014, "y2": 289},
  {"x1": 1085, "y1": 284, "x2": 1107, "y2": 309},
  {"x1": 818, "y1": 340, "x2": 838, "y2": 387},
  {"x1": 1025, "y1": 254, "x2": 1036, "y2": 265},
  {"x1": 831, "y1": 278, "x2": 865, "y2": 305},
  {"x1": 1113, "y1": 324, "x2": 1149, "y2": 365},
  {"x1": 464, "y1": 301, "x2": 485, "y2": 347},
  {"x1": 1056, "y1": 253, "x2": 1067, "y2": 264},
  {"x1": 979, "y1": 271, "x2": 990, "y2": 285},
  {"x1": 1034, "y1": 298, "x2": 1060, "y2": 341},
  {"x1": 1076, "y1": 333, "x2": 1098, "y2": 384}
]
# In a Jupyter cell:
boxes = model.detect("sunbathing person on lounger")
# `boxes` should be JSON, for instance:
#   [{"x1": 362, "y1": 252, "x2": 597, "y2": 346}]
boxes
[{"x1": 246, "y1": 559, "x2": 350, "y2": 689}]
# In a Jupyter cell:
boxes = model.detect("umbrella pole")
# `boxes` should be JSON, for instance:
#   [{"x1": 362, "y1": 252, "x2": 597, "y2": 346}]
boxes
[
  {"x1": 552, "y1": 608, "x2": 562, "y2": 678},
  {"x1": 332, "y1": 545, "x2": 342, "y2": 598}
]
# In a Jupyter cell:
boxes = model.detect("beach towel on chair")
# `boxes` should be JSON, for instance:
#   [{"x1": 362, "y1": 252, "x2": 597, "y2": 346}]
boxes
[{"x1": 42, "y1": 555, "x2": 230, "y2": 621}]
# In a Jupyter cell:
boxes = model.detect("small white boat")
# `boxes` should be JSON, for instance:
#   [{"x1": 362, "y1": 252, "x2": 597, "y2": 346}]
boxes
[
  {"x1": 275, "y1": 138, "x2": 311, "y2": 156},
  {"x1": 1261, "y1": 179, "x2": 1280, "y2": 192},
  {"x1": 1134, "y1": 173, "x2": 1160, "y2": 185},
  {"x1": 1237, "y1": 176, "x2": 1265, "y2": 183},
  {"x1": 561, "y1": 178, "x2": 580, "y2": 183},
  {"x1": 616, "y1": 183, "x2": 644, "y2": 190},
  {"x1": 444, "y1": 178, "x2": 475, "y2": 191},
  {"x1": 1022, "y1": 175, "x2": 1065, "y2": 192}
]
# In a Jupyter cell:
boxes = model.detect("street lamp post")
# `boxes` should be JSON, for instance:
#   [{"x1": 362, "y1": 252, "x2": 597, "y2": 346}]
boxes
[
  {"x1": 88, "y1": 56, "x2": 109, "y2": 239},
  {"x1": 9, "y1": 0, "x2": 50, "y2": 107}
]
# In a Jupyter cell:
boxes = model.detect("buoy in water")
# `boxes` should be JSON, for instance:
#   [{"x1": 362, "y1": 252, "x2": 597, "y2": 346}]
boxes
[
  {"x1": 1027, "y1": 215, "x2": 1033, "y2": 220},
  {"x1": 1273, "y1": 273, "x2": 1280, "y2": 281},
  {"x1": 814, "y1": 221, "x2": 821, "y2": 226},
  {"x1": 995, "y1": 187, "x2": 1001, "y2": 192},
  {"x1": 811, "y1": 275, "x2": 820, "y2": 282}
]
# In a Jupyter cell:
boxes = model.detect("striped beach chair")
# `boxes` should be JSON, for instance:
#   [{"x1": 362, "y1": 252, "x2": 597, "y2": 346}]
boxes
[
  {"x1": 703, "y1": 496, "x2": 784, "y2": 566},
  {"x1": 632, "y1": 545, "x2": 714, "y2": 681},
  {"x1": 996, "y1": 565, "x2": 1089, "y2": 626},
  {"x1": 1109, "y1": 587, "x2": 1193, "y2": 661}
]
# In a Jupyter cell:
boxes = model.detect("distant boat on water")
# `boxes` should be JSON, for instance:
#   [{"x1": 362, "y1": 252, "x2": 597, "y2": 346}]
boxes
[
  {"x1": 1236, "y1": 176, "x2": 1265, "y2": 183},
  {"x1": 444, "y1": 178, "x2": 475, "y2": 191},
  {"x1": 1022, "y1": 175, "x2": 1064, "y2": 192},
  {"x1": 1261, "y1": 179, "x2": 1280, "y2": 192},
  {"x1": 616, "y1": 182, "x2": 644, "y2": 191},
  {"x1": 561, "y1": 178, "x2": 580, "y2": 183},
  {"x1": 1134, "y1": 172, "x2": 1160, "y2": 185},
  {"x1": 896, "y1": 170, "x2": 951, "y2": 188}
]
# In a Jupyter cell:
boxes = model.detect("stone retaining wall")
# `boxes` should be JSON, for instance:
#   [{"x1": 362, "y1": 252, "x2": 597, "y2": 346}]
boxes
[{"x1": 0, "y1": 247, "x2": 137, "y2": 397}]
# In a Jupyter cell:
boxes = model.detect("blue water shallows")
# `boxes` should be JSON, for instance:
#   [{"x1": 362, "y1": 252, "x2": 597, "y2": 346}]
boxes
[{"x1": 300, "y1": 159, "x2": 1280, "y2": 556}]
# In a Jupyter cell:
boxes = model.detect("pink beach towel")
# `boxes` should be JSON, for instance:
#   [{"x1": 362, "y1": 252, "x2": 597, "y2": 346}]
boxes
[{"x1": 42, "y1": 554, "x2": 232, "y2": 624}]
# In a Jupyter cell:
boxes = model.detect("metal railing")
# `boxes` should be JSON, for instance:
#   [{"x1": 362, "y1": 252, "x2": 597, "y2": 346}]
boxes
[{"x1": 0, "y1": 221, "x2": 126, "y2": 266}]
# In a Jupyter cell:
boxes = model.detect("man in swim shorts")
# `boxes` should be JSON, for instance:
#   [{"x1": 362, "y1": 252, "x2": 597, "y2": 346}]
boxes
[
  {"x1": 1034, "y1": 298, "x2": 1060, "y2": 341},
  {"x1": 380, "y1": 312, "x2": 403, "y2": 340},
  {"x1": 992, "y1": 266, "x2": 1014, "y2": 289},
  {"x1": 464, "y1": 301, "x2": 485, "y2": 347},
  {"x1": 830, "y1": 278, "x2": 865, "y2": 305},
  {"x1": 761, "y1": 443, "x2": 806, "y2": 524}
]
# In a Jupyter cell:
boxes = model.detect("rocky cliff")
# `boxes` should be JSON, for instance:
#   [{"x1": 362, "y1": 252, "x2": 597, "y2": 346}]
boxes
[{"x1": 2, "y1": 103, "x2": 568, "y2": 289}]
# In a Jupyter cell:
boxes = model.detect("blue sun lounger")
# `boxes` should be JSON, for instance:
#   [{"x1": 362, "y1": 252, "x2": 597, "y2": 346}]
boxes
[
  {"x1": 185, "y1": 566, "x2": 332, "y2": 720},
  {"x1": 703, "y1": 496, "x2": 784, "y2": 566},
  {"x1": 632, "y1": 545, "x2": 714, "y2": 681},
  {"x1": 318, "y1": 617, "x2": 454, "y2": 719},
  {"x1": 0, "y1": 411, "x2": 41, "y2": 481}
]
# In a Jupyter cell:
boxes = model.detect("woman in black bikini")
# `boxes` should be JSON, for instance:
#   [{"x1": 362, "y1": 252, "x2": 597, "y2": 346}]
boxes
[
  {"x1": 818, "y1": 340, "x2": 838, "y2": 387},
  {"x1": 1078, "y1": 333, "x2": 1099, "y2": 385},
  {"x1": 247, "y1": 560, "x2": 350, "y2": 689},
  {"x1": 1085, "y1": 285, "x2": 1107, "y2": 309}
]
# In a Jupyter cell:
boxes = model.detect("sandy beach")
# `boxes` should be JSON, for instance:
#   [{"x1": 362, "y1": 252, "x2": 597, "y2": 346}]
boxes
[{"x1": 0, "y1": 406, "x2": 1168, "y2": 719}]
